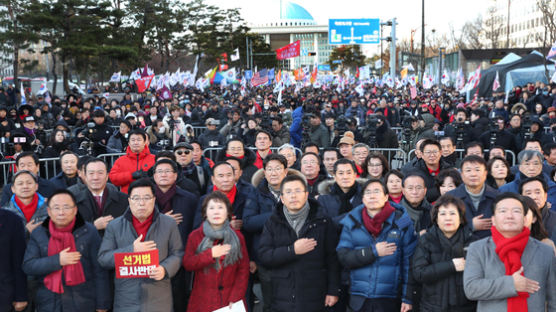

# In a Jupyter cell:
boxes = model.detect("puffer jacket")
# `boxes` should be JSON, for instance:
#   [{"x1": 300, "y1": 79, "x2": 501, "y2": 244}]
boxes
[
  {"x1": 412, "y1": 225, "x2": 476, "y2": 312},
  {"x1": 258, "y1": 199, "x2": 340, "y2": 312},
  {"x1": 22, "y1": 214, "x2": 111, "y2": 312},
  {"x1": 243, "y1": 168, "x2": 304, "y2": 263},
  {"x1": 108, "y1": 145, "x2": 156, "y2": 194},
  {"x1": 2, "y1": 194, "x2": 48, "y2": 234},
  {"x1": 336, "y1": 204, "x2": 417, "y2": 305},
  {"x1": 317, "y1": 179, "x2": 364, "y2": 227}
]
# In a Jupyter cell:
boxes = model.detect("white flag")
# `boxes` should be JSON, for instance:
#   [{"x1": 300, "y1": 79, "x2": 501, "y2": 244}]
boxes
[
  {"x1": 110, "y1": 72, "x2": 121, "y2": 82},
  {"x1": 492, "y1": 71, "x2": 501, "y2": 91},
  {"x1": 231, "y1": 48, "x2": 240, "y2": 62}
]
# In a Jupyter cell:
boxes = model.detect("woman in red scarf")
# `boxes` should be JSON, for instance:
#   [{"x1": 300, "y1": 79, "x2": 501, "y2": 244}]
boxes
[
  {"x1": 385, "y1": 170, "x2": 404, "y2": 204},
  {"x1": 22, "y1": 190, "x2": 110, "y2": 312},
  {"x1": 184, "y1": 191, "x2": 249, "y2": 312}
]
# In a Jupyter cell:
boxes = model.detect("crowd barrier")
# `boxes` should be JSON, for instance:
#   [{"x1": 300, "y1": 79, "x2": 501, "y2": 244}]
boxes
[{"x1": 202, "y1": 146, "x2": 303, "y2": 163}]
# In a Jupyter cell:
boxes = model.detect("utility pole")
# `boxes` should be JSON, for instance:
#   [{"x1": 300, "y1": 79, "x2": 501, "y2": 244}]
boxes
[
  {"x1": 390, "y1": 18, "x2": 397, "y2": 79},
  {"x1": 420, "y1": 0, "x2": 425, "y2": 83},
  {"x1": 506, "y1": 0, "x2": 510, "y2": 48}
]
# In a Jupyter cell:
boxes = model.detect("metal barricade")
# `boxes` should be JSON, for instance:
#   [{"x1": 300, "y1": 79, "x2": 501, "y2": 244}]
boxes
[
  {"x1": 202, "y1": 146, "x2": 303, "y2": 162},
  {"x1": 368, "y1": 148, "x2": 408, "y2": 170},
  {"x1": 39, "y1": 157, "x2": 63, "y2": 180},
  {"x1": 97, "y1": 153, "x2": 126, "y2": 170},
  {"x1": 193, "y1": 126, "x2": 207, "y2": 138}
]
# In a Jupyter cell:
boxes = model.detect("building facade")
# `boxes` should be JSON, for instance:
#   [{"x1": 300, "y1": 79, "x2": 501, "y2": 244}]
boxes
[{"x1": 249, "y1": 1, "x2": 333, "y2": 70}]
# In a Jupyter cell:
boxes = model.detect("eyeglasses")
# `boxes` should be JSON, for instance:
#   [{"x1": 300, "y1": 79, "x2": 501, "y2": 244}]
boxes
[
  {"x1": 155, "y1": 169, "x2": 175, "y2": 175},
  {"x1": 265, "y1": 167, "x2": 284, "y2": 173},
  {"x1": 283, "y1": 189, "x2": 305, "y2": 196},
  {"x1": 175, "y1": 150, "x2": 191, "y2": 155},
  {"x1": 130, "y1": 196, "x2": 154, "y2": 203},
  {"x1": 363, "y1": 189, "x2": 383, "y2": 196},
  {"x1": 423, "y1": 150, "x2": 440, "y2": 156},
  {"x1": 49, "y1": 205, "x2": 75, "y2": 212}
]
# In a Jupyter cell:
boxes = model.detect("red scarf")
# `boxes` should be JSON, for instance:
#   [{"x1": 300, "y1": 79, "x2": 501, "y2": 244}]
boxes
[
  {"x1": 132, "y1": 213, "x2": 154, "y2": 242},
  {"x1": 389, "y1": 193, "x2": 403, "y2": 204},
  {"x1": 427, "y1": 166, "x2": 440, "y2": 177},
  {"x1": 306, "y1": 176, "x2": 318, "y2": 186},
  {"x1": 253, "y1": 150, "x2": 271, "y2": 169},
  {"x1": 361, "y1": 202, "x2": 395, "y2": 237},
  {"x1": 225, "y1": 153, "x2": 244, "y2": 159},
  {"x1": 44, "y1": 219, "x2": 86, "y2": 294},
  {"x1": 214, "y1": 184, "x2": 238, "y2": 205},
  {"x1": 355, "y1": 164, "x2": 363, "y2": 176},
  {"x1": 491, "y1": 226, "x2": 531, "y2": 312},
  {"x1": 15, "y1": 194, "x2": 39, "y2": 222}
]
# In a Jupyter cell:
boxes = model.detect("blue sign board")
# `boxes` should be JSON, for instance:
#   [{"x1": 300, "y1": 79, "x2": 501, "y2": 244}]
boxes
[
  {"x1": 328, "y1": 19, "x2": 380, "y2": 45},
  {"x1": 318, "y1": 64, "x2": 331, "y2": 71}
]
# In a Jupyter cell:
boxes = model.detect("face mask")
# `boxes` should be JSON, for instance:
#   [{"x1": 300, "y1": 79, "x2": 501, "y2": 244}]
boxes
[
  {"x1": 116, "y1": 110, "x2": 122, "y2": 117},
  {"x1": 158, "y1": 127, "x2": 166, "y2": 134},
  {"x1": 543, "y1": 91, "x2": 549, "y2": 96}
]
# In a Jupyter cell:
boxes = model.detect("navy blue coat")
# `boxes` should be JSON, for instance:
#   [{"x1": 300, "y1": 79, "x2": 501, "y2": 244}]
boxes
[
  {"x1": 1, "y1": 177, "x2": 56, "y2": 206},
  {"x1": 0, "y1": 209, "x2": 27, "y2": 310},
  {"x1": 243, "y1": 178, "x2": 279, "y2": 263},
  {"x1": 193, "y1": 183, "x2": 250, "y2": 229},
  {"x1": 317, "y1": 180, "x2": 364, "y2": 228},
  {"x1": 156, "y1": 187, "x2": 199, "y2": 249},
  {"x1": 499, "y1": 172, "x2": 556, "y2": 212},
  {"x1": 336, "y1": 204, "x2": 417, "y2": 308},
  {"x1": 447, "y1": 184, "x2": 499, "y2": 239},
  {"x1": 48, "y1": 172, "x2": 82, "y2": 191},
  {"x1": 258, "y1": 199, "x2": 340, "y2": 312},
  {"x1": 22, "y1": 214, "x2": 111, "y2": 312}
]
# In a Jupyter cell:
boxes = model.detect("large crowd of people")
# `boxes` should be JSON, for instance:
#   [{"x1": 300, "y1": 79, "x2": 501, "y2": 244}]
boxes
[{"x1": 1, "y1": 79, "x2": 556, "y2": 312}]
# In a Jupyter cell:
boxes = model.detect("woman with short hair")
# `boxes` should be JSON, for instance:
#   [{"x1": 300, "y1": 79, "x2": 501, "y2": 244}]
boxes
[
  {"x1": 411, "y1": 194, "x2": 476, "y2": 311},
  {"x1": 183, "y1": 191, "x2": 249, "y2": 312}
]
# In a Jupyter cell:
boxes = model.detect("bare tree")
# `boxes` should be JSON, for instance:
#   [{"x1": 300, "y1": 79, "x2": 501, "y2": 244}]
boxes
[
  {"x1": 457, "y1": 16, "x2": 484, "y2": 49},
  {"x1": 537, "y1": 0, "x2": 556, "y2": 79},
  {"x1": 484, "y1": 5, "x2": 504, "y2": 48}
]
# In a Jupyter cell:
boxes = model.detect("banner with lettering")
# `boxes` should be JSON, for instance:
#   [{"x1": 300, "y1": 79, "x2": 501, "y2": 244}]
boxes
[
  {"x1": 115, "y1": 249, "x2": 159, "y2": 278},
  {"x1": 276, "y1": 40, "x2": 300, "y2": 60}
]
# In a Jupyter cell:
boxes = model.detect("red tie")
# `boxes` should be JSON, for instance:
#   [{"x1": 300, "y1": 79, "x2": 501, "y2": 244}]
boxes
[{"x1": 94, "y1": 195, "x2": 103, "y2": 216}]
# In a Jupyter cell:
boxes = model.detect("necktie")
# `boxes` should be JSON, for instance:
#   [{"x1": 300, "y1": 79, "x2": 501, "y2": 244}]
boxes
[{"x1": 94, "y1": 195, "x2": 103, "y2": 216}]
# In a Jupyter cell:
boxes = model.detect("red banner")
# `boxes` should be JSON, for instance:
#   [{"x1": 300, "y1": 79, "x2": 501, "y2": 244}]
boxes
[
  {"x1": 115, "y1": 249, "x2": 159, "y2": 279},
  {"x1": 276, "y1": 40, "x2": 300, "y2": 60}
]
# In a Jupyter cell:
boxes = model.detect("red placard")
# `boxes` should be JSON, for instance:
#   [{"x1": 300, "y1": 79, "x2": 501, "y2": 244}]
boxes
[
  {"x1": 115, "y1": 249, "x2": 159, "y2": 279},
  {"x1": 276, "y1": 40, "x2": 300, "y2": 60}
]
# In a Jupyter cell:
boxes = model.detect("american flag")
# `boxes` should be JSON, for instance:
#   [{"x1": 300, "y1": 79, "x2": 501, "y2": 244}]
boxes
[{"x1": 251, "y1": 69, "x2": 268, "y2": 87}]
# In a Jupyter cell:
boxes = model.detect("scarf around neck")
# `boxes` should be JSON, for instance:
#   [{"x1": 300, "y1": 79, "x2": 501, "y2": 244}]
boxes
[
  {"x1": 491, "y1": 226, "x2": 531, "y2": 312},
  {"x1": 362, "y1": 202, "x2": 395, "y2": 237},
  {"x1": 44, "y1": 218, "x2": 86, "y2": 294},
  {"x1": 183, "y1": 161, "x2": 197, "y2": 176},
  {"x1": 155, "y1": 183, "x2": 177, "y2": 213},
  {"x1": 213, "y1": 184, "x2": 237, "y2": 205},
  {"x1": 132, "y1": 212, "x2": 154, "y2": 241},
  {"x1": 283, "y1": 200, "x2": 310, "y2": 236},
  {"x1": 196, "y1": 220, "x2": 242, "y2": 271},
  {"x1": 15, "y1": 193, "x2": 39, "y2": 222},
  {"x1": 331, "y1": 182, "x2": 358, "y2": 215}
]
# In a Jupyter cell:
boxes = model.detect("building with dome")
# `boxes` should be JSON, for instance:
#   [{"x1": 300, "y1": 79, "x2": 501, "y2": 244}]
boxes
[{"x1": 249, "y1": 1, "x2": 331, "y2": 70}]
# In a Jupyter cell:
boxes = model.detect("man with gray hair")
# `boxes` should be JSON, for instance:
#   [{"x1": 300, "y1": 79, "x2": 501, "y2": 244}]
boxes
[
  {"x1": 277, "y1": 143, "x2": 298, "y2": 169},
  {"x1": 500, "y1": 149, "x2": 556, "y2": 209}
]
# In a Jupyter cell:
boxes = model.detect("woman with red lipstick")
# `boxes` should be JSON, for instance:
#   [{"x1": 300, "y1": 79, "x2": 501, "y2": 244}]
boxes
[
  {"x1": 183, "y1": 191, "x2": 250, "y2": 312},
  {"x1": 411, "y1": 195, "x2": 476, "y2": 311}
]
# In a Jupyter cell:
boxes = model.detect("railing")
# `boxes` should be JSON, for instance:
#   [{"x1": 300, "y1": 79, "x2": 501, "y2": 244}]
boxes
[
  {"x1": 202, "y1": 146, "x2": 303, "y2": 162},
  {"x1": 0, "y1": 153, "x2": 127, "y2": 184}
]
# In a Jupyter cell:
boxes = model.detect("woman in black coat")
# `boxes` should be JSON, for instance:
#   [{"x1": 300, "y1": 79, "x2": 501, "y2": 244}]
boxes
[{"x1": 411, "y1": 194, "x2": 476, "y2": 312}]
